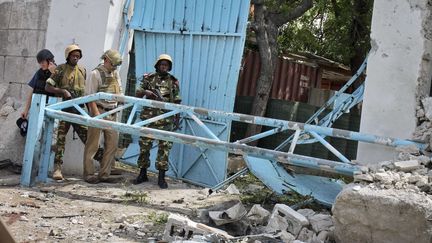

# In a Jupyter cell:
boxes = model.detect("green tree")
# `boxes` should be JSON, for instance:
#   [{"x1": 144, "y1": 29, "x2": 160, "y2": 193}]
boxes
[{"x1": 278, "y1": 0, "x2": 373, "y2": 74}]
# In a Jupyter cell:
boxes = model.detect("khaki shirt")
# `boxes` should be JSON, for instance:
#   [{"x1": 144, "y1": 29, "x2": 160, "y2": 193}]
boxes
[{"x1": 85, "y1": 65, "x2": 122, "y2": 109}]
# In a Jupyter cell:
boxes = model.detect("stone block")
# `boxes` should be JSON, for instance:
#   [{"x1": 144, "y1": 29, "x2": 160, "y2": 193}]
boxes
[
  {"x1": 8, "y1": 0, "x2": 50, "y2": 30},
  {"x1": 332, "y1": 185, "x2": 432, "y2": 243},
  {"x1": 6, "y1": 30, "x2": 45, "y2": 56},
  {"x1": 0, "y1": 30, "x2": 8, "y2": 56},
  {"x1": 247, "y1": 204, "x2": 270, "y2": 226},
  {"x1": 5, "y1": 56, "x2": 38, "y2": 85},
  {"x1": 266, "y1": 204, "x2": 309, "y2": 236},
  {"x1": 0, "y1": 2, "x2": 12, "y2": 29},
  {"x1": 309, "y1": 213, "x2": 333, "y2": 233},
  {"x1": 394, "y1": 160, "x2": 421, "y2": 172}
]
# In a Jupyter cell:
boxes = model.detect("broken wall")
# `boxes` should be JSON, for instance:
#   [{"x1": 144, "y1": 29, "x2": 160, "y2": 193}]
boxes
[
  {"x1": 357, "y1": 0, "x2": 432, "y2": 163},
  {"x1": 0, "y1": 0, "x2": 51, "y2": 164}
]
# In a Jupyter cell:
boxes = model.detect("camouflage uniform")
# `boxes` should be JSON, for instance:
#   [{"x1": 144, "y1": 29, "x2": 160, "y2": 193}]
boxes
[
  {"x1": 136, "y1": 72, "x2": 181, "y2": 171},
  {"x1": 46, "y1": 63, "x2": 88, "y2": 166}
]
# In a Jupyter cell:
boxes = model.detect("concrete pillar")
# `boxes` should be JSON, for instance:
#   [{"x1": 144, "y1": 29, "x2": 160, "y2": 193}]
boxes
[{"x1": 357, "y1": 0, "x2": 432, "y2": 164}]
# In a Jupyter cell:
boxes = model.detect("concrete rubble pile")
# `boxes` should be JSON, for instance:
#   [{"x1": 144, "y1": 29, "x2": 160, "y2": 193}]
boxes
[
  {"x1": 163, "y1": 185, "x2": 336, "y2": 243},
  {"x1": 333, "y1": 144, "x2": 432, "y2": 243}
]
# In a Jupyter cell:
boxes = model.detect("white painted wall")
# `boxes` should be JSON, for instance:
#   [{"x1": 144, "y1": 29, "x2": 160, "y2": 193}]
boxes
[
  {"x1": 45, "y1": 0, "x2": 130, "y2": 175},
  {"x1": 357, "y1": 0, "x2": 431, "y2": 163}
]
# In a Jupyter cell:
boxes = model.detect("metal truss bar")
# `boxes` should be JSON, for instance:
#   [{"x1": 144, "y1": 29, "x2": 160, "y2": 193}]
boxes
[
  {"x1": 44, "y1": 108, "x2": 360, "y2": 177},
  {"x1": 180, "y1": 120, "x2": 219, "y2": 180},
  {"x1": 211, "y1": 167, "x2": 249, "y2": 192},
  {"x1": 309, "y1": 131, "x2": 350, "y2": 163},
  {"x1": 73, "y1": 104, "x2": 90, "y2": 117},
  {"x1": 236, "y1": 127, "x2": 285, "y2": 144},
  {"x1": 21, "y1": 95, "x2": 46, "y2": 186},
  {"x1": 180, "y1": 120, "x2": 227, "y2": 178},
  {"x1": 134, "y1": 110, "x2": 180, "y2": 127},
  {"x1": 94, "y1": 103, "x2": 133, "y2": 119},
  {"x1": 127, "y1": 103, "x2": 138, "y2": 125},
  {"x1": 288, "y1": 129, "x2": 301, "y2": 154},
  {"x1": 187, "y1": 111, "x2": 221, "y2": 140},
  {"x1": 131, "y1": 28, "x2": 243, "y2": 37},
  {"x1": 46, "y1": 93, "x2": 427, "y2": 150}
]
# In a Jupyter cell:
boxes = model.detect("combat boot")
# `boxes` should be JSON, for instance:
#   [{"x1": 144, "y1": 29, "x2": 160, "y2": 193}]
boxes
[
  {"x1": 158, "y1": 170, "x2": 168, "y2": 189},
  {"x1": 52, "y1": 163, "x2": 63, "y2": 180},
  {"x1": 133, "y1": 168, "x2": 148, "y2": 184}
]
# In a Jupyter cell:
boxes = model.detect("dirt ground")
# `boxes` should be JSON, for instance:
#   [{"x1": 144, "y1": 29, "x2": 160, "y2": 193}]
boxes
[{"x1": 0, "y1": 165, "x2": 239, "y2": 243}]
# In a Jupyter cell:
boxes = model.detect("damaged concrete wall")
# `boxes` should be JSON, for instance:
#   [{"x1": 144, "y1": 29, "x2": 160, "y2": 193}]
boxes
[
  {"x1": 357, "y1": 0, "x2": 432, "y2": 164},
  {"x1": 0, "y1": 0, "x2": 51, "y2": 164}
]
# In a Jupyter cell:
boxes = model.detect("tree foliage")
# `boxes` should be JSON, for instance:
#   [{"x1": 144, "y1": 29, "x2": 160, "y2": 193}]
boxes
[{"x1": 277, "y1": 0, "x2": 373, "y2": 66}]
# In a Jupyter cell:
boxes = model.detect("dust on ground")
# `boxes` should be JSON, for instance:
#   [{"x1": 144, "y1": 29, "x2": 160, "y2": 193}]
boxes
[{"x1": 0, "y1": 164, "x2": 239, "y2": 243}]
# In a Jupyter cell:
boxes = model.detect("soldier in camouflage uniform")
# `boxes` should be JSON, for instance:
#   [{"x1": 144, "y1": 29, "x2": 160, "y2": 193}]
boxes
[
  {"x1": 45, "y1": 44, "x2": 102, "y2": 180},
  {"x1": 83, "y1": 49, "x2": 123, "y2": 184},
  {"x1": 134, "y1": 54, "x2": 181, "y2": 188}
]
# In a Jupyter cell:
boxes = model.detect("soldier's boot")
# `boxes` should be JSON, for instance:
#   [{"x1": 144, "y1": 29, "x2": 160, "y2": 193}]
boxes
[
  {"x1": 158, "y1": 170, "x2": 168, "y2": 189},
  {"x1": 52, "y1": 163, "x2": 63, "y2": 180},
  {"x1": 133, "y1": 168, "x2": 148, "y2": 185}
]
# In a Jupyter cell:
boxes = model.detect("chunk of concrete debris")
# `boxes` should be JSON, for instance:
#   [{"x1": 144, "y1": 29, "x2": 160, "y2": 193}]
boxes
[
  {"x1": 296, "y1": 208, "x2": 316, "y2": 219},
  {"x1": 163, "y1": 214, "x2": 232, "y2": 242},
  {"x1": 266, "y1": 204, "x2": 309, "y2": 236},
  {"x1": 422, "y1": 97, "x2": 432, "y2": 121},
  {"x1": 309, "y1": 213, "x2": 333, "y2": 233},
  {"x1": 297, "y1": 227, "x2": 314, "y2": 242},
  {"x1": 394, "y1": 160, "x2": 421, "y2": 172},
  {"x1": 246, "y1": 204, "x2": 270, "y2": 226},
  {"x1": 332, "y1": 185, "x2": 432, "y2": 243},
  {"x1": 209, "y1": 202, "x2": 247, "y2": 226},
  {"x1": 396, "y1": 145, "x2": 420, "y2": 155},
  {"x1": 225, "y1": 184, "x2": 240, "y2": 195},
  {"x1": 373, "y1": 172, "x2": 394, "y2": 184},
  {"x1": 354, "y1": 173, "x2": 374, "y2": 182}
]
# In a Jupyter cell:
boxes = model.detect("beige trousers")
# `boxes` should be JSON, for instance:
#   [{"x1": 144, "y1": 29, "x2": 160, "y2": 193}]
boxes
[{"x1": 83, "y1": 110, "x2": 118, "y2": 179}]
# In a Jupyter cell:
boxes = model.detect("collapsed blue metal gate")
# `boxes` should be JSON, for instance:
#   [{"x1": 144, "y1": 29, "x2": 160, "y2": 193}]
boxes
[{"x1": 122, "y1": 0, "x2": 251, "y2": 186}]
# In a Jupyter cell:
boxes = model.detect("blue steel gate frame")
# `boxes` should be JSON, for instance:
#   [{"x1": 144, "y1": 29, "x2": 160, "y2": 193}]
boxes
[{"x1": 122, "y1": 0, "x2": 251, "y2": 186}]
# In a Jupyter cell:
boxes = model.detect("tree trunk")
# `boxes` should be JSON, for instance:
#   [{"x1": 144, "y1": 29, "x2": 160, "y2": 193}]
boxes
[
  {"x1": 245, "y1": 4, "x2": 279, "y2": 139},
  {"x1": 350, "y1": 0, "x2": 372, "y2": 88}
]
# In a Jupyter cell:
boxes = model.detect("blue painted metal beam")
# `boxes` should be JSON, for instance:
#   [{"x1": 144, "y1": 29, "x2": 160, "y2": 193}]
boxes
[
  {"x1": 47, "y1": 93, "x2": 425, "y2": 150},
  {"x1": 44, "y1": 107, "x2": 360, "y2": 177}
]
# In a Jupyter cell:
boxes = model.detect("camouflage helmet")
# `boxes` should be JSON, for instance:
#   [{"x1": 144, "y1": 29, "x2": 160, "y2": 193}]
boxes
[
  {"x1": 64, "y1": 44, "x2": 82, "y2": 60},
  {"x1": 154, "y1": 54, "x2": 172, "y2": 71},
  {"x1": 102, "y1": 49, "x2": 122, "y2": 66}
]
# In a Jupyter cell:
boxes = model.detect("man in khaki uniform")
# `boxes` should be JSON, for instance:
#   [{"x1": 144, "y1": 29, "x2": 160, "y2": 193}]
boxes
[{"x1": 83, "y1": 49, "x2": 122, "y2": 183}]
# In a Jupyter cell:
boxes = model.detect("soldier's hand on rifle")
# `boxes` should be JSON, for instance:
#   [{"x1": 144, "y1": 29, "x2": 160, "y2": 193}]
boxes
[
  {"x1": 143, "y1": 90, "x2": 157, "y2": 100},
  {"x1": 63, "y1": 89, "x2": 72, "y2": 99}
]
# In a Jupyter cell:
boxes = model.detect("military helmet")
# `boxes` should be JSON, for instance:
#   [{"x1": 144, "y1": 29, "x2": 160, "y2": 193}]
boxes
[
  {"x1": 154, "y1": 54, "x2": 172, "y2": 71},
  {"x1": 64, "y1": 44, "x2": 82, "y2": 60},
  {"x1": 36, "y1": 49, "x2": 54, "y2": 63},
  {"x1": 102, "y1": 49, "x2": 122, "y2": 66}
]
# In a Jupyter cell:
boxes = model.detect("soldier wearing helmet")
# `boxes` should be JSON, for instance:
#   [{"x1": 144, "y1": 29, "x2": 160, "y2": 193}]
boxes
[
  {"x1": 83, "y1": 49, "x2": 123, "y2": 184},
  {"x1": 44, "y1": 44, "x2": 90, "y2": 180},
  {"x1": 21, "y1": 49, "x2": 57, "y2": 120},
  {"x1": 134, "y1": 54, "x2": 181, "y2": 188}
]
